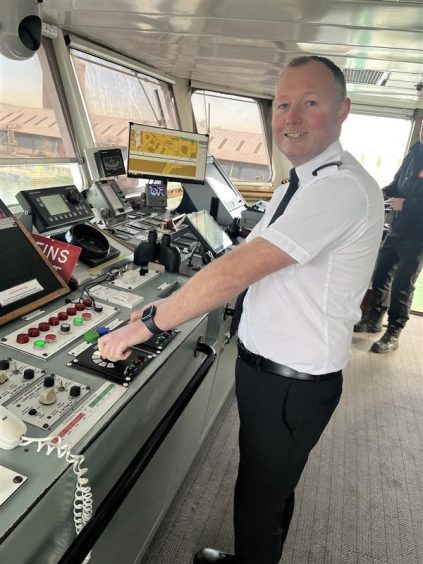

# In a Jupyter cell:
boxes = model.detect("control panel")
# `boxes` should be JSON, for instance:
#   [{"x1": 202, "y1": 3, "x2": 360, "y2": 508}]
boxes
[
  {"x1": 2, "y1": 300, "x2": 118, "y2": 360},
  {"x1": 16, "y1": 186, "x2": 93, "y2": 233}
]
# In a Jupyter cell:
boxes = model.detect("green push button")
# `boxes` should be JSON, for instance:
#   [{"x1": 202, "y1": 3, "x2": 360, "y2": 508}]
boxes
[
  {"x1": 73, "y1": 317, "x2": 84, "y2": 326},
  {"x1": 83, "y1": 330, "x2": 100, "y2": 344},
  {"x1": 34, "y1": 339, "x2": 46, "y2": 349}
]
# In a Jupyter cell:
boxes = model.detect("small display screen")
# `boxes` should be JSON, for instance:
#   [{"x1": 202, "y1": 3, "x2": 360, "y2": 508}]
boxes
[
  {"x1": 95, "y1": 148, "x2": 126, "y2": 178},
  {"x1": 102, "y1": 183, "x2": 123, "y2": 211},
  {"x1": 40, "y1": 194, "x2": 70, "y2": 216},
  {"x1": 186, "y1": 210, "x2": 232, "y2": 255},
  {"x1": 148, "y1": 184, "x2": 165, "y2": 197}
]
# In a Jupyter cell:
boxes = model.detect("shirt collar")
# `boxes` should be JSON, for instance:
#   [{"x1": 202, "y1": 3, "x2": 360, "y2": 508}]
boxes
[{"x1": 295, "y1": 140, "x2": 343, "y2": 186}]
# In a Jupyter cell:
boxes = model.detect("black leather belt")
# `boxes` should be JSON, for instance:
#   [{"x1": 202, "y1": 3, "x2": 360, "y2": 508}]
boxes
[{"x1": 237, "y1": 340, "x2": 341, "y2": 382}]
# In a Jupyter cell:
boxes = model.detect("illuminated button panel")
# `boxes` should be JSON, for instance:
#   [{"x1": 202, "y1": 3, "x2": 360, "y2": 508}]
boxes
[{"x1": 1, "y1": 301, "x2": 118, "y2": 360}]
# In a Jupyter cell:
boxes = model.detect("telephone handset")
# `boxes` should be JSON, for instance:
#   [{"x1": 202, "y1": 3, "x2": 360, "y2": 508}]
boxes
[
  {"x1": 65, "y1": 223, "x2": 110, "y2": 260},
  {"x1": 0, "y1": 405, "x2": 27, "y2": 449}
]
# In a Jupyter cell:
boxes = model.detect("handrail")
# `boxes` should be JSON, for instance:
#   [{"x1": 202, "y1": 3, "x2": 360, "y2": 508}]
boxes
[{"x1": 58, "y1": 339, "x2": 216, "y2": 564}]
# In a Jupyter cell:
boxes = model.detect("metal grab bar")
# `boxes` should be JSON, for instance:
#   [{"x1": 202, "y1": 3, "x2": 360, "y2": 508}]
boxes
[{"x1": 58, "y1": 339, "x2": 216, "y2": 564}]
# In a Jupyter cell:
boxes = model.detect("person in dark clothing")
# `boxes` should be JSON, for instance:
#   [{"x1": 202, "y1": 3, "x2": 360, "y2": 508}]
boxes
[{"x1": 354, "y1": 120, "x2": 423, "y2": 353}]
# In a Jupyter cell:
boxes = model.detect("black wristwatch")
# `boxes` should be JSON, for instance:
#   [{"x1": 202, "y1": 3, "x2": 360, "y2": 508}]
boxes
[{"x1": 140, "y1": 305, "x2": 163, "y2": 335}]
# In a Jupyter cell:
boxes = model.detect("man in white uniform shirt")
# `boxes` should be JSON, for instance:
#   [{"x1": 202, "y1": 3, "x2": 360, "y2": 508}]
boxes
[{"x1": 98, "y1": 57, "x2": 384, "y2": 564}]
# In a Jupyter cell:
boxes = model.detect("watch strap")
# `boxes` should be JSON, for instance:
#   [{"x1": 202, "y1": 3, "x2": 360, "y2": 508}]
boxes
[{"x1": 141, "y1": 306, "x2": 163, "y2": 335}]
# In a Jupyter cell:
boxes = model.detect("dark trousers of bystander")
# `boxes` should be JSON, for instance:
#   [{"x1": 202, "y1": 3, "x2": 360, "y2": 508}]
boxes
[
  {"x1": 233, "y1": 357, "x2": 343, "y2": 564},
  {"x1": 368, "y1": 234, "x2": 423, "y2": 329}
]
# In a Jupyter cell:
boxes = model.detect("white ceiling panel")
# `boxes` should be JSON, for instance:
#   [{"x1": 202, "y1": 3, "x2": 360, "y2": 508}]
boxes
[{"x1": 41, "y1": 0, "x2": 423, "y2": 108}]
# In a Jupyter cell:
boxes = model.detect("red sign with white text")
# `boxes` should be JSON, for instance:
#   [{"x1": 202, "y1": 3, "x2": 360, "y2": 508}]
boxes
[{"x1": 31, "y1": 234, "x2": 81, "y2": 283}]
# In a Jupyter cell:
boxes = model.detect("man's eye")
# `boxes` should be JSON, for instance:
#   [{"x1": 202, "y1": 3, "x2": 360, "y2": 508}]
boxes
[
  {"x1": 306, "y1": 100, "x2": 317, "y2": 107},
  {"x1": 278, "y1": 103, "x2": 289, "y2": 110}
]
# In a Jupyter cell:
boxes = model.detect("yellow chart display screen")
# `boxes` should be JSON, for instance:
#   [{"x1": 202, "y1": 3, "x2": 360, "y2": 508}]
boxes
[{"x1": 127, "y1": 123, "x2": 209, "y2": 183}]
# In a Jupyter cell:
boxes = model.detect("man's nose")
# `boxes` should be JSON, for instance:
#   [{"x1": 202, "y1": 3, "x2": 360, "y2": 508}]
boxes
[{"x1": 285, "y1": 104, "x2": 302, "y2": 123}]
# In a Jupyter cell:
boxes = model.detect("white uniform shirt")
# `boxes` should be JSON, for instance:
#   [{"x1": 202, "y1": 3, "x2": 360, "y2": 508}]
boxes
[{"x1": 238, "y1": 140, "x2": 384, "y2": 374}]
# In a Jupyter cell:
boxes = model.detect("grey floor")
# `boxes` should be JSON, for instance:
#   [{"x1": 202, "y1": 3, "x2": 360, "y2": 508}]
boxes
[{"x1": 141, "y1": 315, "x2": 423, "y2": 564}]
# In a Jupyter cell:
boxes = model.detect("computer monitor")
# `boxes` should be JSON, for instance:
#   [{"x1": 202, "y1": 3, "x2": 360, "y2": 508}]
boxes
[{"x1": 127, "y1": 123, "x2": 209, "y2": 184}]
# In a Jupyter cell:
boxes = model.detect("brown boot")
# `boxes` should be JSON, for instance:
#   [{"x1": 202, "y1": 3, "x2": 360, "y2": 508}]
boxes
[{"x1": 370, "y1": 326, "x2": 401, "y2": 353}]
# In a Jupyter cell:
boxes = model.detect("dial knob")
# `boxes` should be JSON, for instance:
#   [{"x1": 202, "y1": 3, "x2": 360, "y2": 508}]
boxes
[
  {"x1": 0, "y1": 359, "x2": 10, "y2": 370},
  {"x1": 23, "y1": 368, "x2": 35, "y2": 380},
  {"x1": 60, "y1": 323, "x2": 71, "y2": 334},
  {"x1": 43, "y1": 375, "x2": 55, "y2": 387},
  {"x1": 66, "y1": 188, "x2": 82, "y2": 205},
  {"x1": 69, "y1": 385, "x2": 81, "y2": 398}
]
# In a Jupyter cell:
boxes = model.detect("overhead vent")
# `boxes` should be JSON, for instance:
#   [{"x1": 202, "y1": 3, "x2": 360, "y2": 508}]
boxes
[{"x1": 343, "y1": 69, "x2": 390, "y2": 86}]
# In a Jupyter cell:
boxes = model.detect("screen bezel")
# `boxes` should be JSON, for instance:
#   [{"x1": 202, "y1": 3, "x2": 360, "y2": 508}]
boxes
[{"x1": 127, "y1": 123, "x2": 209, "y2": 184}]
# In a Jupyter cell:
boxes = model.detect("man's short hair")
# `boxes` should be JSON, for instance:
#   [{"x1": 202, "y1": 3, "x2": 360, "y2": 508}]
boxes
[{"x1": 286, "y1": 56, "x2": 347, "y2": 101}]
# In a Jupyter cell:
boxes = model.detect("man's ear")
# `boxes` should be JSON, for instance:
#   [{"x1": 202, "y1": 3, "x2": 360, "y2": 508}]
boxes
[{"x1": 338, "y1": 97, "x2": 351, "y2": 123}]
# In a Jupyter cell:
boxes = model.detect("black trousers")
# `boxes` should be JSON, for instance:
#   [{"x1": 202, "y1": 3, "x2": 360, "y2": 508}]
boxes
[
  {"x1": 368, "y1": 235, "x2": 423, "y2": 328},
  {"x1": 234, "y1": 357, "x2": 343, "y2": 564}
]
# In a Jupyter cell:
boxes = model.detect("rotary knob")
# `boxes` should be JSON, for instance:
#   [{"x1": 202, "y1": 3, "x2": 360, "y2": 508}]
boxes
[
  {"x1": 69, "y1": 385, "x2": 81, "y2": 398},
  {"x1": 39, "y1": 375, "x2": 56, "y2": 405},
  {"x1": 43, "y1": 375, "x2": 55, "y2": 387},
  {"x1": 23, "y1": 368, "x2": 35, "y2": 380},
  {"x1": 0, "y1": 359, "x2": 10, "y2": 370},
  {"x1": 66, "y1": 187, "x2": 82, "y2": 205}
]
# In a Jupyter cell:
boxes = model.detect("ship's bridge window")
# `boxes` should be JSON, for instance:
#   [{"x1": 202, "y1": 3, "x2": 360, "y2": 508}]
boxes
[
  {"x1": 192, "y1": 90, "x2": 271, "y2": 183},
  {"x1": 341, "y1": 112, "x2": 412, "y2": 188},
  {"x1": 0, "y1": 39, "x2": 82, "y2": 206},
  {"x1": 69, "y1": 49, "x2": 179, "y2": 195}
]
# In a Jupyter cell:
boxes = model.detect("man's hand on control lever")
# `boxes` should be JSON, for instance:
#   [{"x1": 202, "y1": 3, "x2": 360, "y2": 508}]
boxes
[{"x1": 97, "y1": 300, "x2": 162, "y2": 361}]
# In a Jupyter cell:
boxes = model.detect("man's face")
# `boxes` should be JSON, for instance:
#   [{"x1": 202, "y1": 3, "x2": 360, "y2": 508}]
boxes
[{"x1": 272, "y1": 61, "x2": 350, "y2": 166}]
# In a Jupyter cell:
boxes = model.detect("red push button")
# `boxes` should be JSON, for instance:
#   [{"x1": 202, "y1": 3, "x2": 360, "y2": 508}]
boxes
[
  {"x1": 75, "y1": 303, "x2": 85, "y2": 311},
  {"x1": 28, "y1": 327, "x2": 40, "y2": 338},
  {"x1": 83, "y1": 298, "x2": 93, "y2": 307},
  {"x1": 38, "y1": 322, "x2": 50, "y2": 332},
  {"x1": 16, "y1": 333, "x2": 29, "y2": 344},
  {"x1": 58, "y1": 312, "x2": 68, "y2": 321},
  {"x1": 45, "y1": 334, "x2": 57, "y2": 343},
  {"x1": 82, "y1": 312, "x2": 92, "y2": 320},
  {"x1": 49, "y1": 317, "x2": 60, "y2": 326},
  {"x1": 67, "y1": 307, "x2": 77, "y2": 316}
]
